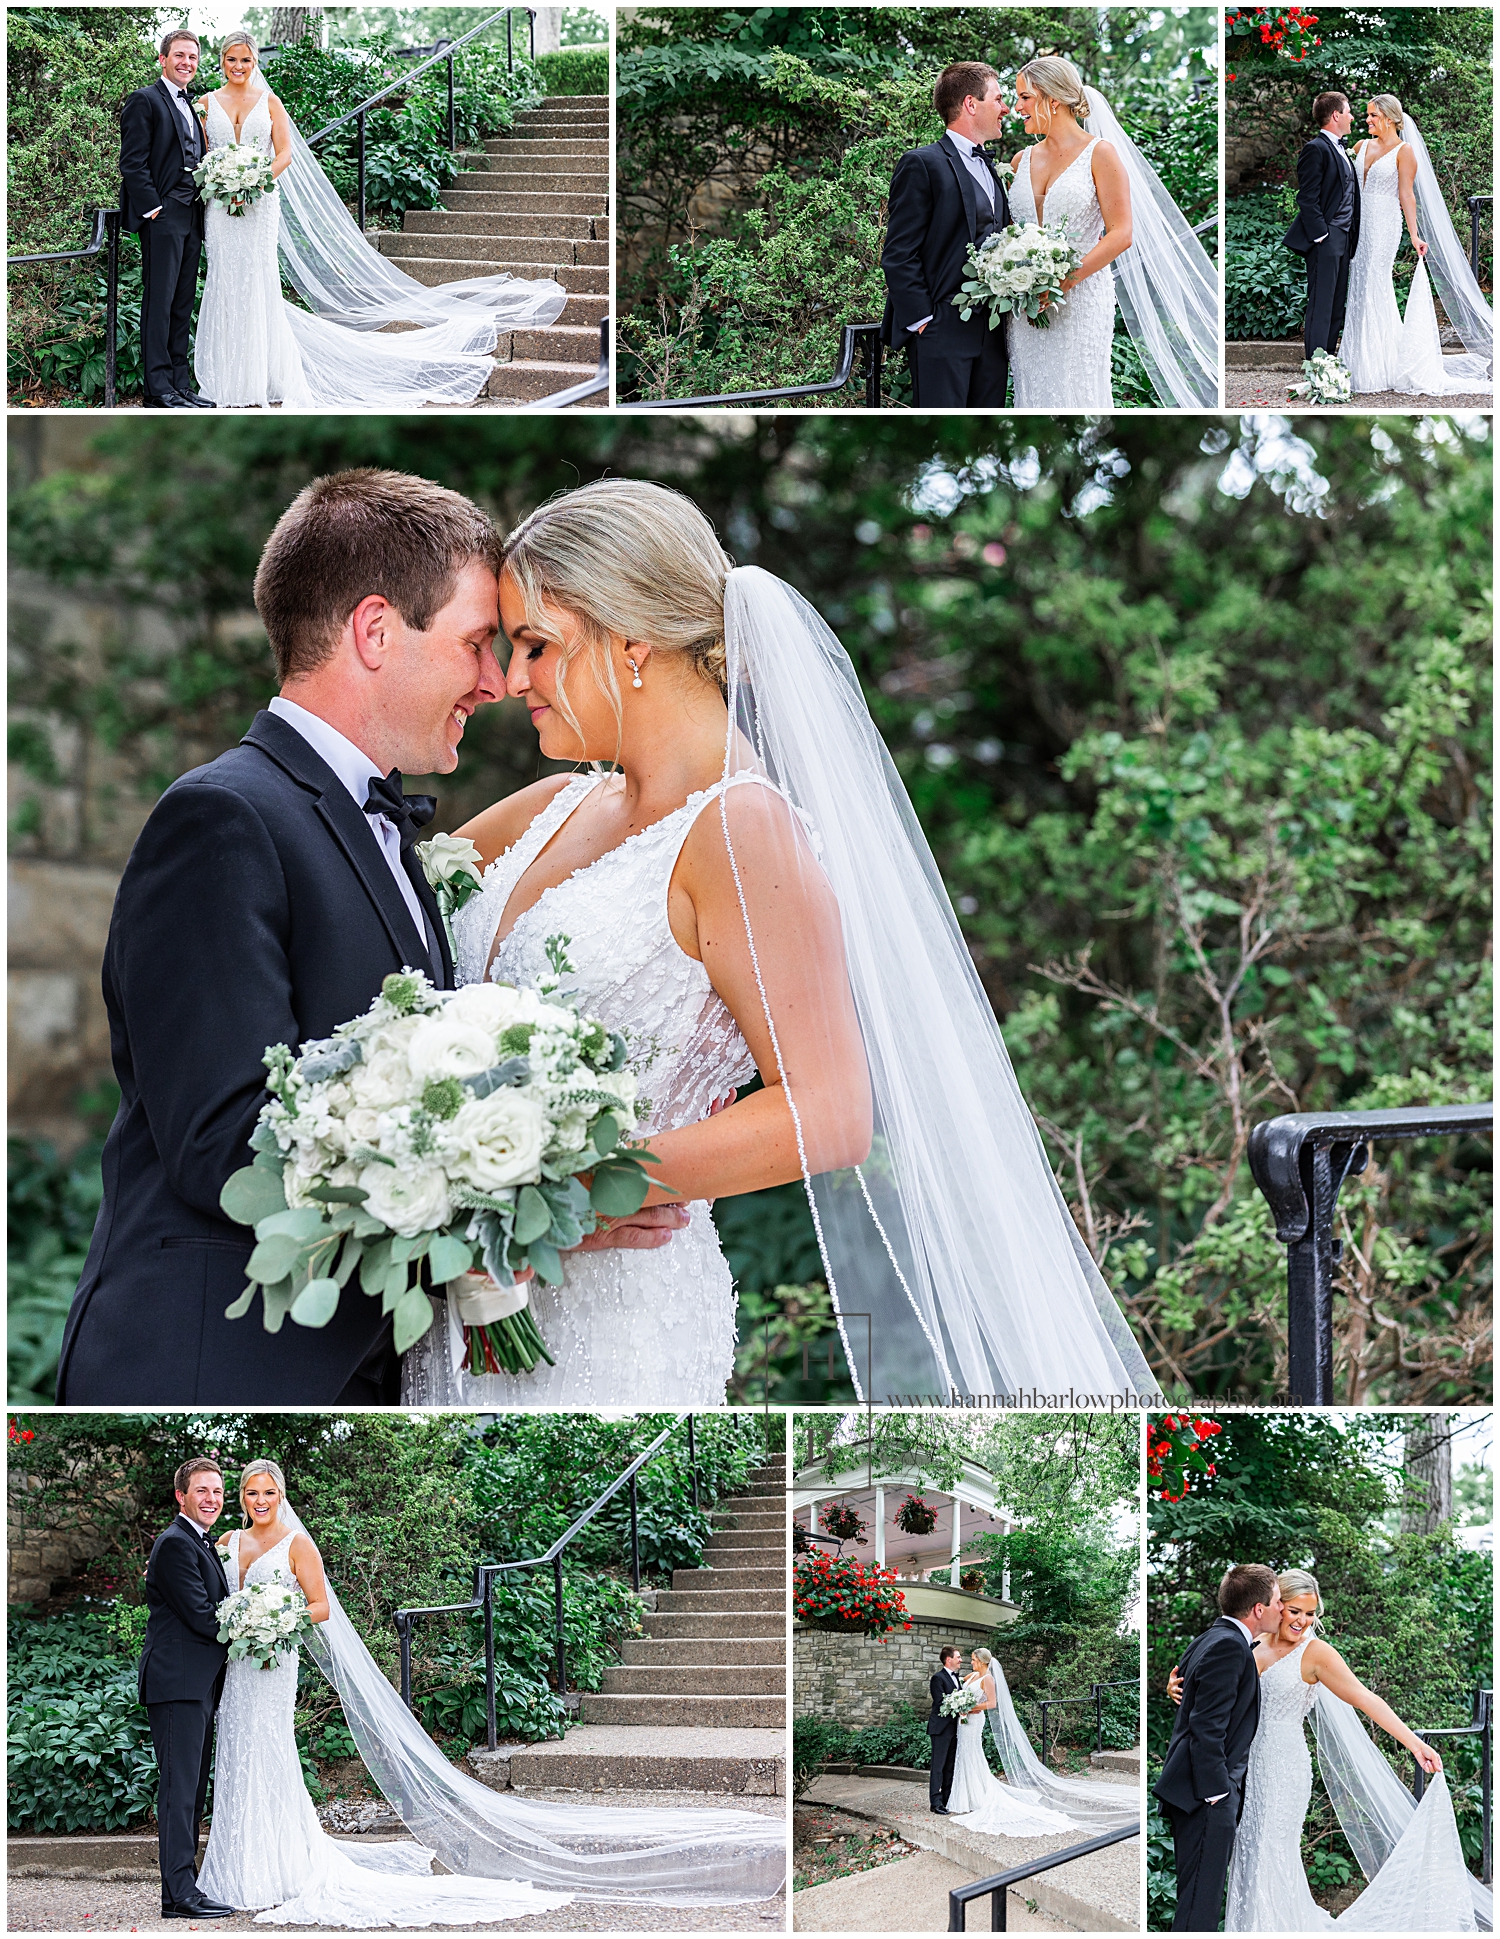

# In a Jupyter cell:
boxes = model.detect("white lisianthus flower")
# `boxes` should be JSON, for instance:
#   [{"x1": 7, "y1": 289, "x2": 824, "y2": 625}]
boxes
[
  {"x1": 445, "y1": 982, "x2": 523, "y2": 1034},
  {"x1": 440, "y1": 1090, "x2": 547, "y2": 1192},
  {"x1": 357, "y1": 1160, "x2": 453, "y2": 1236},
  {"x1": 407, "y1": 1012, "x2": 502, "y2": 1084}
]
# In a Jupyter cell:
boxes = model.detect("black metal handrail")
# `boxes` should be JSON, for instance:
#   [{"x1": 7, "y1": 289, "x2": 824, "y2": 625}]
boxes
[
  {"x1": 393, "y1": 1413, "x2": 768, "y2": 1750},
  {"x1": 1247, "y1": 1102, "x2": 1494, "y2": 1404},
  {"x1": 1470, "y1": 196, "x2": 1492, "y2": 279},
  {"x1": 294, "y1": 9, "x2": 537, "y2": 234},
  {"x1": 1412, "y1": 1687, "x2": 1492, "y2": 1886},
  {"x1": 7, "y1": 205, "x2": 123, "y2": 407},
  {"x1": 1038, "y1": 1679, "x2": 1137, "y2": 1762},
  {"x1": 521, "y1": 315, "x2": 610, "y2": 408},
  {"x1": 948, "y1": 1825, "x2": 1140, "y2": 1930}
]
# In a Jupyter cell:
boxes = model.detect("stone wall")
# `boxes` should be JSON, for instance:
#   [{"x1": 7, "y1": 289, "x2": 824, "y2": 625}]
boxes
[
  {"x1": 8, "y1": 1472, "x2": 119, "y2": 1604},
  {"x1": 795, "y1": 1616, "x2": 1002, "y2": 1729}
]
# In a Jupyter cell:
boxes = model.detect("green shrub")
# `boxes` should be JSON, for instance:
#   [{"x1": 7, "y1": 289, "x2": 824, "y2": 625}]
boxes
[
  {"x1": 8, "y1": 1607, "x2": 155, "y2": 1833},
  {"x1": 792, "y1": 1714, "x2": 852, "y2": 1794},
  {"x1": 536, "y1": 46, "x2": 608, "y2": 95},
  {"x1": 8, "y1": 1133, "x2": 106, "y2": 1405}
]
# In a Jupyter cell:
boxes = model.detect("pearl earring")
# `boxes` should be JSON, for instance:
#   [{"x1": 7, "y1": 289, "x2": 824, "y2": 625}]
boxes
[{"x1": 627, "y1": 659, "x2": 643, "y2": 689}]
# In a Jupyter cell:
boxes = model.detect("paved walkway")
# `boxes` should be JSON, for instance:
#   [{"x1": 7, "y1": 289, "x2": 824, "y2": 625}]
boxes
[
  {"x1": 794, "y1": 1846, "x2": 1059, "y2": 1931},
  {"x1": 1227, "y1": 367, "x2": 1489, "y2": 407}
]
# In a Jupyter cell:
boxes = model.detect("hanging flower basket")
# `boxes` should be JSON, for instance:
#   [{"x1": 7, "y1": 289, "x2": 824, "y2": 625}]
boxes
[
  {"x1": 794, "y1": 1552, "x2": 913, "y2": 1638},
  {"x1": 818, "y1": 1500, "x2": 867, "y2": 1544},
  {"x1": 893, "y1": 1493, "x2": 939, "y2": 1535},
  {"x1": 960, "y1": 1569, "x2": 986, "y2": 1593}
]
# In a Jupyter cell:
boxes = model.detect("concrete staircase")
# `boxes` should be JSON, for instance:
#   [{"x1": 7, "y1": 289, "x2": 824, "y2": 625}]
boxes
[
  {"x1": 375, "y1": 94, "x2": 608, "y2": 405},
  {"x1": 584, "y1": 1460, "x2": 787, "y2": 1728}
]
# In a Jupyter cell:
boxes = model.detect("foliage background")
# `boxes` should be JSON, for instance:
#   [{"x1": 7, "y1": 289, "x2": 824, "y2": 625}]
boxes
[
  {"x1": 7, "y1": 413, "x2": 1492, "y2": 1409},
  {"x1": 7, "y1": 1408, "x2": 774, "y2": 1830},
  {"x1": 1145, "y1": 1411, "x2": 1493, "y2": 1925},
  {"x1": 1225, "y1": 8, "x2": 1492, "y2": 340},
  {"x1": 6, "y1": 7, "x2": 545, "y2": 402},
  {"x1": 617, "y1": 5, "x2": 1218, "y2": 404}
]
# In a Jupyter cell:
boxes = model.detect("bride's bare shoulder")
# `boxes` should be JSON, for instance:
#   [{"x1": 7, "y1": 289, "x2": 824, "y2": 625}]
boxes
[{"x1": 456, "y1": 773, "x2": 577, "y2": 868}]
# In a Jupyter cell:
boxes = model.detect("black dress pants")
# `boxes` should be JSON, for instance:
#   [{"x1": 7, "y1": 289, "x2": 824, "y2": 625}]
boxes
[
  {"x1": 147, "y1": 1694, "x2": 217, "y2": 1906},
  {"x1": 908, "y1": 325, "x2": 1009, "y2": 407},
  {"x1": 1304, "y1": 235, "x2": 1350, "y2": 358},
  {"x1": 928, "y1": 1723, "x2": 958, "y2": 1807},
  {"x1": 139, "y1": 192, "x2": 202, "y2": 399},
  {"x1": 1166, "y1": 1791, "x2": 1239, "y2": 1931},
  {"x1": 334, "y1": 1318, "x2": 402, "y2": 1404}
]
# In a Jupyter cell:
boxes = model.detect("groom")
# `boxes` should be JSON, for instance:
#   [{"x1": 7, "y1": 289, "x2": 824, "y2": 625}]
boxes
[
  {"x1": 1284, "y1": 91, "x2": 1362, "y2": 359},
  {"x1": 927, "y1": 1646, "x2": 964, "y2": 1812},
  {"x1": 119, "y1": 29, "x2": 215, "y2": 409},
  {"x1": 1153, "y1": 1563, "x2": 1284, "y2": 1931},
  {"x1": 882, "y1": 63, "x2": 1012, "y2": 407},
  {"x1": 139, "y1": 1458, "x2": 233, "y2": 1920},
  {"x1": 57, "y1": 468, "x2": 679, "y2": 1405}
]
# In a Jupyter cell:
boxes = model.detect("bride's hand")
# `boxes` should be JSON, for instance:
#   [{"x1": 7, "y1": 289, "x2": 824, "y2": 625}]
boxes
[
  {"x1": 1415, "y1": 1743, "x2": 1443, "y2": 1776},
  {"x1": 1058, "y1": 271, "x2": 1084, "y2": 294},
  {"x1": 1413, "y1": 237, "x2": 1428, "y2": 258},
  {"x1": 575, "y1": 1204, "x2": 691, "y2": 1253},
  {"x1": 1166, "y1": 1665, "x2": 1184, "y2": 1706}
]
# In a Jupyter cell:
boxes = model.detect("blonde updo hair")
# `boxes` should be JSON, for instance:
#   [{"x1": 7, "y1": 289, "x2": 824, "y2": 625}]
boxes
[
  {"x1": 971, "y1": 1646, "x2": 993, "y2": 1666},
  {"x1": 1369, "y1": 93, "x2": 1405, "y2": 132},
  {"x1": 500, "y1": 480, "x2": 733, "y2": 748},
  {"x1": 220, "y1": 26, "x2": 258, "y2": 63},
  {"x1": 239, "y1": 1457, "x2": 288, "y2": 1525},
  {"x1": 1277, "y1": 1568, "x2": 1326, "y2": 1630},
  {"x1": 1018, "y1": 56, "x2": 1091, "y2": 123}
]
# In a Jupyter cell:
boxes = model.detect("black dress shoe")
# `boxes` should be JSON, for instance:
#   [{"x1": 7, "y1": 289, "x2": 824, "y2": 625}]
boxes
[
  {"x1": 931, "y1": 1804, "x2": 951, "y2": 1814},
  {"x1": 164, "y1": 1895, "x2": 235, "y2": 1918},
  {"x1": 174, "y1": 384, "x2": 216, "y2": 407},
  {"x1": 144, "y1": 388, "x2": 193, "y2": 408}
]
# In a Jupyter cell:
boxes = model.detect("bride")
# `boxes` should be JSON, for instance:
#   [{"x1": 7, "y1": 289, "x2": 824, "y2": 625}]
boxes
[
  {"x1": 193, "y1": 29, "x2": 566, "y2": 409},
  {"x1": 1340, "y1": 95, "x2": 1494, "y2": 398},
  {"x1": 197, "y1": 1459, "x2": 783, "y2": 1921},
  {"x1": 1004, "y1": 57, "x2": 1219, "y2": 408},
  {"x1": 947, "y1": 1648, "x2": 1137, "y2": 1837},
  {"x1": 401, "y1": 478, "x2": 1161, "y2": 1409},
  {"x1": 1168, "y1": 1570, "x2": 1489, "y2": 1932}
]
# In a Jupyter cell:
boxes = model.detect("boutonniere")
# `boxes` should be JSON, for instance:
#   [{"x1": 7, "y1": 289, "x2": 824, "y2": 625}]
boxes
[
  {"x1": 994, "y1": 159, "x2": 1016, "y2": 188},
  {"x1": 417, "y1": 832, "x2": 486, "y2": 953}
]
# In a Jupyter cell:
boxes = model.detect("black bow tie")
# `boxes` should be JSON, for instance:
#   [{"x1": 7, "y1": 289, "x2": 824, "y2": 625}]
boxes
[{"x1": 364, "y1": 772, "x2": 437, "y2": 850}]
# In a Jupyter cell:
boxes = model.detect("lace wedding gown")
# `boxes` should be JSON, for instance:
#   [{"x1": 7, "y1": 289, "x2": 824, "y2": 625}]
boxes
[
  {"x1": 401, "y1": 773, "x2": 774, "y2": 1408},
  {"x1": 945, "y1": 1676, "x2": 1080, "y2": 1835},
  {"x1": 1342, "y1": 142, "x2": 1485, "y2": 397},
  {"x1": 193, "y1": 91, "x2": 566, "y2": 409},
  {"x1": 1225, "y1": 1635, "x2": 1480, "y2": 1932},
  {"x1": 1007, "y1": 140, "x2": 1115, "y2": 407},
  {"x1": 197, "y1": 1529, "x2": 570, "y2": 1925}
]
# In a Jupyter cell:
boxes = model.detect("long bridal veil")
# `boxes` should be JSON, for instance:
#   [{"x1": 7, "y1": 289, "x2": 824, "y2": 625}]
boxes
[
  {"x1": 1081, "y1": 86, "x2": 1220, "y2": 408},
  {"x1": 719, "y1": 566, "x2": 1162, "y2": 1405},
  {"x1": 981, "y1": 1652, "x2": 1139, "y2": 1831},
  {"x1": 281, "y1": 1504, "x2": 785, "y2": 1906},
  {"x1": 243, "y1": 116, "x2": 568, "y2": 408},
  {"x1": 1310, "y1": 1687, "x2": 1491, "y2": 1931},
  {"x1": 1400, "y1": 114, "x2": 1493, "y2": 394}
]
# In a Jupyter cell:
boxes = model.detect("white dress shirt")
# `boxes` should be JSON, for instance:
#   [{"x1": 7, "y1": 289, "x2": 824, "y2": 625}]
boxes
[
  {"x1": 907, "y1": 131, "x2": 1000, "y2": 334},
  {"x1": 268, "y1": 696, "x2": 430, "y2": 944}
]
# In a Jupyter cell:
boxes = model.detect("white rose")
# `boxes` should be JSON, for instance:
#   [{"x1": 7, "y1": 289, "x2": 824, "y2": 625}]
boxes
[
  {"x1": 439, "y1": 1090, "x2": 547, "y2": 1193},
  {"x1": 445, "y1": 982, "x2": 523, "y2": 1033},
  {"x1": 419, "y1": 832, "x2": 483, "y2": 886},
  {"x1": 357, "y1": 1160, "x2": 453, "y2": 1236},
  {"x1": 407, "y1": 1013, "x2": 500, "y2": 1084},
  {"x1": 349, "y1": 1046, "x2": 409, "y2": 1112}
]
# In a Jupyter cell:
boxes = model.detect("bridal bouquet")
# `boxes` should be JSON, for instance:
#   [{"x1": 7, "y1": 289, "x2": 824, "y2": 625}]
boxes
[
  {"x1": 952, "y1": 220, "x2": 1084, "y2": 330},
  {"x1": 218, "y1": 938, "x2": 663, "y2": 1374},
  {"x1": 216, "y1": 1575, "x2": 314, "y2": 1670},
  {"x1": 193, "y1": 142, "x2": 276, "y2": 217},
  {"x1": 940, "y1": 1684, "x2": 987, "y2": 1723},
  {"x1": 1289, "y1": 347, "x2": 1353, "y2": 405}
]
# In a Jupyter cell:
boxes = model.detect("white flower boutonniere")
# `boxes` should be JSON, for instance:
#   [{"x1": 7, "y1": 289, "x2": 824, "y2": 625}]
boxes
[{"x1": 417, "y1": 832, "x2": 485, "y2": 955}]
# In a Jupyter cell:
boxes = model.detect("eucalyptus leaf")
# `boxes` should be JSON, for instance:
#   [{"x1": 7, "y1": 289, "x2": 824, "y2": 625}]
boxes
[
  {"x1": 247, "y1": 1232, "x2": 303, "y2": 1285},
  {"x1": 290, "y1": 1277, "x2": 341, "y2": 1328},
  {"x1": 223, "y1": 1285, "x2": 257, "y2": 1321},
  {"x1": 254, "y1": 1206, "x2": 331, "y2": 1242},
  {"x1": 220, "y1": 1164, "x2": 286, "y2": 1227},
  {"x1": 513, "y1": 1185, "x2": 553, "y2": 1247},
  {"x1": 259, "y1": 1279, "x2": 297, "y2": 1334},
  {"x1": 427, "y1": 1233, "x2": 473, "y2": 1283},
  {"x1": 527, "y1": 1238, "x2": 563, "y2": 1285},
  {"x1": 393, "y1": 1285, "x2": 435, "y2": 1354},
  {"x1": 334, "y1": 1231, "x2": 363, "y2": 1288},
  {"x1": 589, "y1": 1162, "x2": 650, "y2": 1218},
  {"x1": 591, "y1": 1113, "x2": 620, "y2": 1156},
  {"x1": 359, "y1": 1236, "x2": 393, "y2": 1296}
]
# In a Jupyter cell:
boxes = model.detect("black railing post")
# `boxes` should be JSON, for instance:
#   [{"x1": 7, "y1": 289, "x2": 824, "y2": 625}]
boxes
[
  {"x1": 528, "y1": 9, "x2": 535, "y2": 61},
  {"x1": 1093, "y1": 1683, "x2": 1103, "y2": 1755},
  {"x1": 482, "y1": 1569, "x2": 497, "y2": 1752},
  {"x1": 1469, "y1": 196, "x2": 1491, "y2": 279},
  {"x1": 103, "y1": 209, "x2": 120, "y2": 409},
  {"x1": 447, "y1": 52, "x2": 456, "y2": 152},
  {"x1": 397, "y1": 1613, "x2": 414, "y2": 1709},
  {"x1": 552, "y1": 1553, "x2": 567, "y2": 1697},
  {"x1": 1039, "y1": 1701, "x2": 1050, "y2": 1767},
  {"x1": 864, "y1": 329, "x2": 883, "y2": 406},
  {"x1": 629, "y1": 1472, "x2": 640, "y2": 1594},
  {"x1": 356, "y1": 110, "x2": 367, "y2": 233},
  {"x1": 1482, "y1": 1688, "x2": 1493, "y2": 1886},
  {"x1": 506, "y1": 12, "x2": 513, "y2": 72},
  {"x1": 688, "y1": 1413, "x2": 699, "y2": 1511}
]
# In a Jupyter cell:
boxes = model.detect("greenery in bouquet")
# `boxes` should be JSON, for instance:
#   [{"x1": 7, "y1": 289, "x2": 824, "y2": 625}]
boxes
[
  {"x1": 218, "y1": 945, "x2": 664, "y2": 1374},
  {"x1": 215, "y1": 1574, "x2": 317, "y2": 1670},
  {"x1": 794, "y1": 1551, "x2": 912, "y2": 1637},
  {"x1": 939, "y1": 1680, "x2": 986, "y2": 1720},
  {"x1": 193, "y1": 142, "x2": 277, "y2": 218},
  {"x1": 953, "y1": 219, "x2": 1082, "y2": 330},
  {"x1": 1290, "y1": 346, "x2": 1353, "y2": 403}
]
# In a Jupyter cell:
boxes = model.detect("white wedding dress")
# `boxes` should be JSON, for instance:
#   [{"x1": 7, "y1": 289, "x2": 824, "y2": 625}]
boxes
[
  {"x1": 401, "y1": 772, "x2": 777, "y2": 1408},
  {"x1": 1225, "y1": 1635, "x2": 1483, "y2": 1932},
  {"x1": 197, "y1": 1529, "x2": 569, "y2": 1925},
  {"x1": 1007, "y1": 139, "x2": 1116, "y2": 408},
  {"x1": 193, "y1": 90, "x2": 567, "y2": 409},
  {"x1": 946, "y1": 1675, "x2": 1080, "y2": 1835}
]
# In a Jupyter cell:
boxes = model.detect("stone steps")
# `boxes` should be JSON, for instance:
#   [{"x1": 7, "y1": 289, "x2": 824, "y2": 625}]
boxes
[
  {"x1": 1091, "y1": 1745, "x2": 1141, "y2": 1776},
  {"x1": 402, "y1": 210, "x2": 595, "y2": 240},
  {"x1": 445, "y1": 187, "x2": 606, "y2": 214},
  {"x1": 645, "y1": 1609, "x2": 784, "y2": 1639},
  {"x1": 583, "y1": 1692, "x2": 786, "y2": 1727},
  {"x1": 471, "y1": 1723, "x2": 785, "y2": 1797},
  {"x1": 620, "y1": 1636, "x2": 785, "y2": 1666},
  {"x1": 672, "y1": 1563, "x2": 783, "y2": 1591},
  {"x1": 601, "y1": 1664, "x2": 785, "y2": 1696},
  {"x1": 484, "y1": 358, "x2": 605, "y2": 404},
  {"x1": 656, "y1": 1587, "x2": 783, "y2": 1614}
]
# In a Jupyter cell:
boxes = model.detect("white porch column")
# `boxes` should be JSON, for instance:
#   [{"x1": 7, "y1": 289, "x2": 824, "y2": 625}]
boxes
[
  {"x1": 874, "y1": 1486, "x2": 886, "y2": 1564},
  {"x1": 950, "y1": 1495, "x2": 962, "y2": 1578}
]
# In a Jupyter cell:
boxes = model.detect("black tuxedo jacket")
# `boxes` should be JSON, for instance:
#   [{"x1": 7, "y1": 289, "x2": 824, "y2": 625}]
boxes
[
  {"x1": 119, "y1": 78, "x2": 206, "y2": 236},
  {"x1": 927, "y1": 1667, "x2": 961, "y2": 1736},
  {"x1": 138, "y1": 1517, "x2": 231, "y2": 1706},
  {"x1": 1284, "y1": 135, "x2": 1361, "y2": 258},
  {"x1": 57, "y1": 709, "x2": 455, "y2": 1404},
  {"x1": 881, "y1": 136, "x2": 1011, "y2": 348},
  {"x1": 1153, "y1": 1617, "x2": 1262, "y2": 1816}
]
